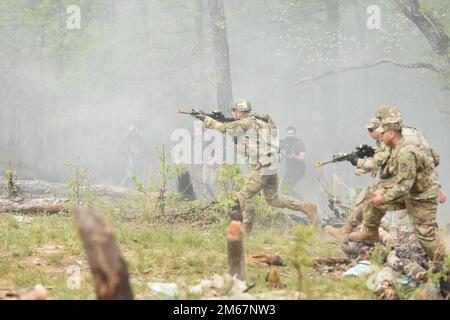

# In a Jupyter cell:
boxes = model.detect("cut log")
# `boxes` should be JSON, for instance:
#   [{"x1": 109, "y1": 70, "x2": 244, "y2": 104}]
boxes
[
  {"x1": 0, "y1": 198, "x2": 67, "y2": 214},
  {"x1": 71, "y1": 207, "x2": 133, "y2": 300},
  {"x1": 226, "y1": 221, "x2": 245, "y2": 281}
]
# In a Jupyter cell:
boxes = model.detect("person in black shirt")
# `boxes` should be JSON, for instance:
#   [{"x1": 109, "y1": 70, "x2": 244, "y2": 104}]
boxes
[
  {"x1": 280, "y1": 127, "x2": 306, "y2": 199},
  {"x1": 119, "y1": 118, "x2": 149, "y2": 188}
]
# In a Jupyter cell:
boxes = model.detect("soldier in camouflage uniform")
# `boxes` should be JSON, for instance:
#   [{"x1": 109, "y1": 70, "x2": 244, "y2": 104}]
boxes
[
  {"x1": 325, "y1": 106, "x2": 442, "y2": 242},
  {"x1": 349, "y1": 118, "x2": 448, "y2": 261},
  {"x1": 325, "y1": 113, "x2": 394, "y2": 241},
  {"x1": 355, "y1": 117, "x2": 391, "y2": 177},
  {"x1": 193, "y1": 100, "x2": 318, "y2": 233}
]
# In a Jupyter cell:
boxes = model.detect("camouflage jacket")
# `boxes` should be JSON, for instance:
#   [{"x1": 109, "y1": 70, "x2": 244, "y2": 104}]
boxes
[
  {"x1": 402, "y1": 126, "x2": 440, "y2": 167},
  {"x1": 203, "y1": 113, "x2": 278, "y2": 171},
  {"x1": 380, "y1": 137, "x2": 439, "y2": 202},
  {"x1": 357, "y1": 139, "x2": 390, "y2": 174}
]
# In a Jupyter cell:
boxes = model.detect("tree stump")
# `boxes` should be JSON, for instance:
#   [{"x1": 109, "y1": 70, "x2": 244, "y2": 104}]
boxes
[
  {"x1": 71, "y1": 207, "x2": 133, "y2": 300},
  {"x1": 226, "y1": 221, "x2": 245, "y2": 281}
]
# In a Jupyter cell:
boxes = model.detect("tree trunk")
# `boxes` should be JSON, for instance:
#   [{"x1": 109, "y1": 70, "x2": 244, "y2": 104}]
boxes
[
  {"x1": 208, "y1": 0, "x2": 233, "y2": 111},
  {"x1": 322, "y1": 0, "x2": 342, "y2": 174},
  {"x1": 72, "y1": 207, "x2": 134, "y2": 300},
  {"x1": 195, "y1": 0, "x2": 211, "y2": 104},
  {"x1": 399, "y1": 0, "x2": 449, "y2": 58}
]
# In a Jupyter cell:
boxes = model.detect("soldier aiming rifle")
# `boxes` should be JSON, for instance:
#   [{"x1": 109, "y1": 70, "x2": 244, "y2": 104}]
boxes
[{"x1": 315, "y1": 144, "x2": 376, "y2": 169}]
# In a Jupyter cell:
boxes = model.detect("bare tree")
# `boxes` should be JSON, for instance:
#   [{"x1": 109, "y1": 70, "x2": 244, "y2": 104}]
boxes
[
  {"x1": 397, "y1": 0, "x2": 450, "y2": 58},
  {"x1": 208, "y1": 0, "x2": 233, "y2": 111}
]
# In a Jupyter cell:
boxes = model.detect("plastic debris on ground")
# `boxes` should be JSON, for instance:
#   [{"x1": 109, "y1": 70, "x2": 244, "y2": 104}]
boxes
[
  {"x1": 148, "y1": 274, "x2": 251, "y2": 300},
  {"x1": 13, "y1": 215, "x2": 33, "y2": 224},
  {"x1": 342, "y1": 260, "x2": 374, "y2": 277},
  {"x1": 148, "y1": 273, "x2": 305, "y2": 300}
]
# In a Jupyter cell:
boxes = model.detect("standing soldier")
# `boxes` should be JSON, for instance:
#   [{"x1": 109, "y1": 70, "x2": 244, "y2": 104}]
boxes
[
  {"x1": 193, "y1": 100, "x2": 318, "y2": 233},
  {"x1": 349, "y1": 117, "x2": 448, "y2": 262}
]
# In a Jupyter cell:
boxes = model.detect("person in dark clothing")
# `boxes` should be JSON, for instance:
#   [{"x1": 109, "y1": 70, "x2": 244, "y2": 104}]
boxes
[
  {"x1": 119, "y1": 118, "x2": 149, "y2": 188},
  {"x1": 280, "y1": 126, "x2": 306, "y2": 199}
]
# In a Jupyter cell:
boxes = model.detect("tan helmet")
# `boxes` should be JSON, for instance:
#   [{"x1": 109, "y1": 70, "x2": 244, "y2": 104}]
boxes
[
  {"x1": 376, "y1": 119, "x2": 403, "y2": 133},
  {"x1": 366, "y1": 117, "x2": 380, "y2": 130},
  {"x1": 231, "y1": 100, "x2": 252, "y2": 112},
  {"x1": 376, "y1": 105, "x2": 402, "y2": 124}
]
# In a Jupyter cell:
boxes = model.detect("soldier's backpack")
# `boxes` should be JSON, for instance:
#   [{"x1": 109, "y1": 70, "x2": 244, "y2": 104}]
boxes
[{"x1": 251, "y1": 113, "x2": 277, "y2": 132}]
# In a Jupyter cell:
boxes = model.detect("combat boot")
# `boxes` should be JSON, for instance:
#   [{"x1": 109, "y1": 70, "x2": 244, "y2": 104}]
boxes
[
  {"x1": 300, "y1": 203, "x2": 318, "y2": 225},
  {"x1": 348, "y1": 225, "x2": 379, "y2": 242},
  {"x1": 324, "y1": 222, "x2": 354, "y2": 242}
]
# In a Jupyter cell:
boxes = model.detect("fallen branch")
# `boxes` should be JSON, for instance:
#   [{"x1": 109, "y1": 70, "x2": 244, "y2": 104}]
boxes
[
  {"x1": 296, "y1": 59, "x2": 445, "y2": 85},
  {"x1": 0, "y1": 285, "x2": 48, "y2": 300},
  {"x1": 0, "y1": 180, "x2": 141, "y2": 199},
  {"x1": 0, "y1": 198, "x2": 67, "y2": 214},
  {"x1": 71, "y1": 207, "x2": 133, "y2": 300},
  {"x1": 249, "y1": 253, "x2": 284, "y2": 266}
]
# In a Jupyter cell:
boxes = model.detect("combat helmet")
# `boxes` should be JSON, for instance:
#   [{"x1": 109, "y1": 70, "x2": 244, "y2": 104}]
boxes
[
  {"x1": 366, "y1": 117, "x2": 380, "y2": 130},
  {"x1": 376, "y1": 105, "x2": 402, "y2": 124},
  {"x1": 231, "y1": 100, "x2": 252, "y2": 112}
]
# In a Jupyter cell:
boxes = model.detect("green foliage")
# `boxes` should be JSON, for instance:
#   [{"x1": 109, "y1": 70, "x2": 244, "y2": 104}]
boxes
[
  {"x1": 64, "y1": 161, "x2": 92, "y2": 205},
  {"x1": 370, "y1": 245, "x2": 389, "y2": 267},
  {"x1": 131, "y1": 175, "x2": 145, "y2": 194},
  {"x1": 214, "y1": 164, "x2": 246, "y2": 213},
  {"x1": 290, "y1": 225, "x2": 318, "y2": 292},
  {"x1": 3, "y1": 167, "x2": 20, "y2": 197},
  {"x1": 150, "y1": 145, "x2": 178, "y2": 194}
]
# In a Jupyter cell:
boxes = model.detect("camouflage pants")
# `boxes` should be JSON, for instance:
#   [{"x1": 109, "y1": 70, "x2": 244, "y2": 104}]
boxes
[
  {"x1": 236, "y1": 169, "x2": 309, "y2": 233},
  {"x1": 347, "y1": 184, "x2": 405, "y2": 227},
  {"x1": 359, "y1": 187, "x2": 446, "y2": 261}
]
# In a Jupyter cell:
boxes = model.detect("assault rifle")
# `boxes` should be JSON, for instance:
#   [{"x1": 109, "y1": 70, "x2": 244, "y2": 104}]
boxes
[
  {"x1": 176, "y1": 108, "x2": 235, "y2": 122},
  {"x1": 315, "y1": 144, "x2": 376, "y2": 168}
]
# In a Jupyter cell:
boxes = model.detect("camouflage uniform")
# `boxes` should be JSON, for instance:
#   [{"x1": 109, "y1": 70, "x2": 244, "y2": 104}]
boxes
[
  {"x1": 357, "y1": 139, "x2": 391, "y2": 174},
  {"x1": 326, "y1": 106, "x2": 441, "y2": 243},
  {"x1": 349, "y1": 126, "x2": 437, "y2": 227},
  {"x1": 351, "y1": 123, "x2": 447, "y2": 261},
  {"x1": 203, "y1": 110, "x2": 317, "y2": 233},
  {"x1": 357, "y1": 118, "x2": 391, "y2": 175}
]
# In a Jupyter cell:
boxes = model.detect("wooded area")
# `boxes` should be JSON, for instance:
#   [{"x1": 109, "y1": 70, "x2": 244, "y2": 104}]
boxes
[{"x1": 0, "y1": 0, "x2": 449, "y2": 302}]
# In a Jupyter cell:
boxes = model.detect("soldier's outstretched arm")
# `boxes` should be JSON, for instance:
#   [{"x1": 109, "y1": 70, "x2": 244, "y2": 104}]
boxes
[
  {"x1": 382, "y1": 151, "x2": 417, "y2": 202},
  {"x1": 357, "y1": 145, "x2": 391, "y2": 173},
  {"x1": 203, "y1": 116, "x2": 252, "y2": 135}
]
